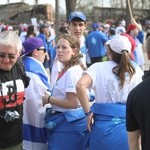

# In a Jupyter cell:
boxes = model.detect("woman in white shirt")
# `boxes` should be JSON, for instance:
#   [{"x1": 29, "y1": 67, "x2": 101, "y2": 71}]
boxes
[
  {"x1": 76, "y1": 35, "x2": 143, "y2": 150},
  {"x1": 42, "y1": 34, "x2": 89, "y2": 150}
]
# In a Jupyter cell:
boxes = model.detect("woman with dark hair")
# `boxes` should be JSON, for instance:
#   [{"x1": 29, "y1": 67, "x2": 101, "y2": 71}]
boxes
[
  {"x1": 26, "y1": 25, "x2": 36, "y2": 39},
  {"x1": 42, "y1": 34, "x2": 89, "y2": 150},
  {"x1": 76, "y1": 35, "x2": 143, "y2": 150}
]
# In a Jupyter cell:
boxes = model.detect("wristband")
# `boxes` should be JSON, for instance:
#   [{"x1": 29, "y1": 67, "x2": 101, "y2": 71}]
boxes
[
  {"x1": 48, "y1": 95, "x2": 51, "y2": 103},
  {"x1": 85, "y1": 110, "x2": 91, "y2": 116}
]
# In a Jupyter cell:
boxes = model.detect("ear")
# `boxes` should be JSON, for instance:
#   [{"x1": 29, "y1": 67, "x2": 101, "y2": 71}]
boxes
[
  {"x1": 32, "y1": 49, "x2": 38, "y2": 57},
  {"x1": 72, "y1": 48, "x2": 77, "y2": 55},
  {"x1": 17, "y1": 51, "x2": 21, "y2": 58}
]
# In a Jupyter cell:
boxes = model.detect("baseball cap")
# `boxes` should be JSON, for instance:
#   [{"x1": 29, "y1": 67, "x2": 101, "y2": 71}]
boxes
[
  {"x1": 22, "y1": 37, "x2": 44, "y2": 56},
  {"x1": 68, "y1": 11, "x2": 86, "y2": 22},
  {"x1": 126, "y1": 24, "x2": 137, "y2": 33},
  {"x1": 92, "y1": 23, "x2": 99, "y2": 29},
  {"x1": 106, "y1": 35, "x2": 132, "y2": 54}
]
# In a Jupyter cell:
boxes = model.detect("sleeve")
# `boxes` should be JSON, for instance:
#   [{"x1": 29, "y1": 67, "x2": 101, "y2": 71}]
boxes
[
  {"x1": 101, "y1": 32, "x2": 108, "y2": 43},
  {"x1": 84, "y1": 63, "x2": 99, "y2": 89},
  {"x1": 126, "y1": 90, "x2": 140, "y2": 131},
  {"x1": 17, "y1": 59, "x2": 30, "y2": 88},
  {"x1": 65, "y1": 68, "x2": 81, "y2": 94},
  {"x1": 137, "y1": 31, "x2": 144, "y2": 44}
]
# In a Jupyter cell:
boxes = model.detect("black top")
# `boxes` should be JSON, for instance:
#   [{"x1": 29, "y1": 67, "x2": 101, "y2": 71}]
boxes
[
  {"x1": 126, "y1": 77, "x2": 150, "y2": 150},
  {"x1": 0, "y1": 60, "x2": 29, "y2": 148}
]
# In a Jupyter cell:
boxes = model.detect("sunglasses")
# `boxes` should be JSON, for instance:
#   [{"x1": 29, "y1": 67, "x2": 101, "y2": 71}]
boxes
[
  {"x1": 0, "y1": 52, "x2": 16, "y2": 59},
  {"x1": 37, "y1": 48, "x2": 46, "y2": 53}
]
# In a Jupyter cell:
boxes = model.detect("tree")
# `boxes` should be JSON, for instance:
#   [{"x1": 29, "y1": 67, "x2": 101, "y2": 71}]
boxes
[
  {"x1": 65, "y1": 0, "x2": 76, "y2": 22},
  {"x1": 35, "y1": 0, "x2": 38, "y2": 6},
  {"x1": 65, "y1": 0, "x2": 98, "y2": 22}
]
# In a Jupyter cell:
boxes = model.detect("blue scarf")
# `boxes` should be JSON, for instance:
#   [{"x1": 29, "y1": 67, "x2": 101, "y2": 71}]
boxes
[{"x1": 22, "y1": 57, "x2": 51, "y2": 91}]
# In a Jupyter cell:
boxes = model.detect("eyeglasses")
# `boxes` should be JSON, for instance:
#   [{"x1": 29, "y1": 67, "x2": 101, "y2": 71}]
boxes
[
  {"x1": 0, "y1": 52, "x2": 16, "y2": 59},
  {"x1": 37, "y1": 48, "x2": 46, "y2": 53}
]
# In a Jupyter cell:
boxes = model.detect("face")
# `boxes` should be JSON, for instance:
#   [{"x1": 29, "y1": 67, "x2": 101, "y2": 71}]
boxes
[
  {"x1": 34, "y1": 46, "x2": 46, "y2": 63},
  {"x1": 43, "y1": 27, "x2": 49, "y2": 35},
  {"x1": 0, "y1": 45, "x2": 20, "y2": 70},
  {"x1": 69, "y1": 21, "x2": 86, "y2": 39},
  {"x1": 56, "y1": 38, "x2": 75, "y2": 65},
  {"x1": 131, "y1": 28, "x2": 139, "y2": 37}
]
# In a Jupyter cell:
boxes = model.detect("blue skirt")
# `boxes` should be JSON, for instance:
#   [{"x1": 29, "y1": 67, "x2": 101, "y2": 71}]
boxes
[
  {"x1": 44, "y1": 108, "x2": 89, "y2": 150},
  {"x1": 89, "y1": 103, "x2": 129, "y2": 150}
]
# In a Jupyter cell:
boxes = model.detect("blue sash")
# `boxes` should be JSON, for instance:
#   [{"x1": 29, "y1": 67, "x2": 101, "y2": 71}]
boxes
[
  {"x1": 89, "y1": 103, "x2": 129, "y2": 150},
  {"x1": 45, "y1": 108, "x2": 89, "y2": 150},
  {"x1": 22, "y1": 57, "x2": 50, "y2": 91}
]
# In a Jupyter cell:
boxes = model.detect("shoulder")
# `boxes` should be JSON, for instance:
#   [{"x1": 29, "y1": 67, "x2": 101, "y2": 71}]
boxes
[
  {"x1": 67, "y1": 65, "x2": 83, "y2": 74},
  {"x1": 129, "y1": 77, "x2": 150, "y2": 99},
  {"x1": 89, "y1": 61, "x2": 115, "y2": 70}
]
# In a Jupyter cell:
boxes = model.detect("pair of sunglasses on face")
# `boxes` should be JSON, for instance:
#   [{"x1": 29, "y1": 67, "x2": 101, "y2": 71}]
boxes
[
  {"x1": 37, "y1": 48, "x2": 46, "y2": 53},
  {"x1": 0, "y1": 48, "x2": 46, "y2": 59},
  {"x1": 0, "y1": 52, "x2": 16, "y2": 59}
]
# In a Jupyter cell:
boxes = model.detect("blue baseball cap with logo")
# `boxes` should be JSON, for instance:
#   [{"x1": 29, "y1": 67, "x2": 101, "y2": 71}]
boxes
[{"x1": 68, "y1": 11, "x2": 86, "y2": 22}]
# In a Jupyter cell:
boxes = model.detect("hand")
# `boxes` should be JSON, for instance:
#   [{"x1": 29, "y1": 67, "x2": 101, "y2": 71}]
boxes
[
  {"x1": 131, "y1": 18, "x2": 136, "y2": 24},
  {"x1": 87, "y1": 112, "x2": 94, "y2": 132},
  {"x1": 131, "y1": 17, "x2": 142, "y2": 31},
  {"x1": 42, "y1": 94, "x2": 49, "y2": 106}
]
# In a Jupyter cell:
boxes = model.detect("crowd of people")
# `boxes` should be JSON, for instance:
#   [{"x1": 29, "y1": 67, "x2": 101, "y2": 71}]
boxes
[{"x1": 0, "y1": 10, "x2": 150, "y2": 150}]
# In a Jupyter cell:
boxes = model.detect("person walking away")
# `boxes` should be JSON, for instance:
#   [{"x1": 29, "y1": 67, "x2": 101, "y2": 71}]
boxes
[
  {"x1": 86, "y1": 23, "x2": 108, "y2": 65},
  {"x1": 76, "y1": 35, "x2": 143, "y2": 150}
]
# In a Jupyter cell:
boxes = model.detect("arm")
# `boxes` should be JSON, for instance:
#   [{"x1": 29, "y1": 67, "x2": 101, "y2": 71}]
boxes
[
  {"x1": 128, "y1": 130, "x2": 141, "y2": 150},
  {"x1": 76, "y1": 74, "x2": 93, "y2": 131},
  {"x1": 131, "y1": 18, "x2": 142, "y2": 31},
  {"x1": 42, "y1": 92, "x2": 79, "y2": 109}
]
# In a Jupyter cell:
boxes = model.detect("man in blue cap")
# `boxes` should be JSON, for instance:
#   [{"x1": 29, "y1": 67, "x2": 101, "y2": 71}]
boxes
[
  {"x1": 68, "y1": 11, "x2": 87, "y2": 67},
  {"x1": 86, "y1": 22, "x2": 108, "y2": 65}
]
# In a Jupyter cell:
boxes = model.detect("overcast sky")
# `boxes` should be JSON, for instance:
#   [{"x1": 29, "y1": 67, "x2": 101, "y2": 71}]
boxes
[
  {"x1": 0, "y1": 0, "x2": 58, "y2": 7},
  {"x1": 0, "y1": 0, "x2": 111, "y2": 12}
]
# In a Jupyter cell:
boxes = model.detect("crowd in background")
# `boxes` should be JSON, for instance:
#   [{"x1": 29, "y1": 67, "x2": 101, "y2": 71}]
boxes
[{"x1": 0, "y1": 11, "x2": 150, "y2": 150}]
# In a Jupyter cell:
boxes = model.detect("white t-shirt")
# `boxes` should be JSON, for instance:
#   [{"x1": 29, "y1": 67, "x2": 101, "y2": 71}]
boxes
[
  {"x1": 52, "y1": 65, "x2": 83, "y2": 112},
  {"x1": 85, "y1": 61, "x2": 143, "y2": 103}
]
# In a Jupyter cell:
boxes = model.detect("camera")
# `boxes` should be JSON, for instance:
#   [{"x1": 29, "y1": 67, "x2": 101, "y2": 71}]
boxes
[{"x1": 4, "y1": 110, "x2": 20, "y2": 122}]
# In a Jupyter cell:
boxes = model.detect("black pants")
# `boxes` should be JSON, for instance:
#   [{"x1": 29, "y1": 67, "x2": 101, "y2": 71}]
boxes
[{"x1": 90, "y1": 57, "x2": 103, "y2": 64}]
